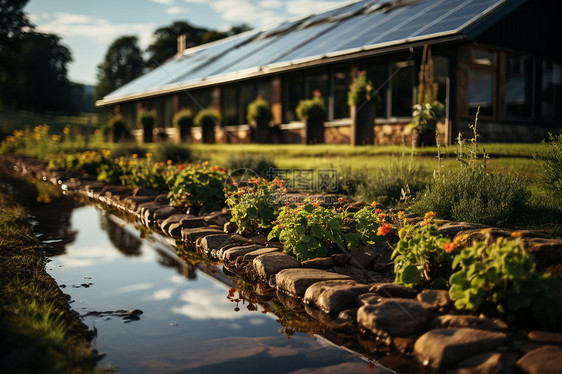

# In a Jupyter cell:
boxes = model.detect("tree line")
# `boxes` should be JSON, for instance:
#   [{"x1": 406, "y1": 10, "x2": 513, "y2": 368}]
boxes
[{"x1": 0, "y1": 0, "x2": 251, "y2": 114}]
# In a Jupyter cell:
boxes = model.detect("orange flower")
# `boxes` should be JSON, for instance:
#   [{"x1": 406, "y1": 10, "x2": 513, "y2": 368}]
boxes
[
  {"x1": 375, "y1": 208, "x2": 382, "y2": 213},
  {"x1": 312, "y1": 201, "x2": 320, "y2": 207},
  {"x1": 510, "y1": 231, "x2": 523, "y2": 238},
  {"x1": 421, "y1": 220, "x2": 430, "y2": 226},
  {"x1": 337, "y1": 197, "x2": 344, "y2": 203},
  {"x1": 443, "y1": 242, "x2": 457, "y2": 253},
  {"x1": 371, "y1": 201, "x2": 378, "y2": 208},
  {"x1": 283, "y1": 188, "x2": 288, "y2": 193},
  {"x1": 210, "y1": 166, "x2": 218, "y2": 171},
  {"x1": 377, "y1": 223, "x2": 391, "y2": 236},
  {"x1": 424, "y1": 211, "x2": 436, "y2": 220}
]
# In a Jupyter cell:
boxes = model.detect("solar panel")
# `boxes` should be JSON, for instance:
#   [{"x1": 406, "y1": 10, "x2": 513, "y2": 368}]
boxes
[{"x1": 101, "y1": 0, "x2": 510, "y2": 103}]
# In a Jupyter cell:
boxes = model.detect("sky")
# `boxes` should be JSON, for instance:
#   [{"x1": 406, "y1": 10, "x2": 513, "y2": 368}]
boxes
[{"x1": 25, "y1": 0, "x2": 345, "y2": 86}]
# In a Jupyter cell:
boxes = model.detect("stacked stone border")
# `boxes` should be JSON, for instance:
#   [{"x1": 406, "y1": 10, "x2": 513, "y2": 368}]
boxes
[{"x1": 2, "y1": 154, "x2": 562, "y2": 374}]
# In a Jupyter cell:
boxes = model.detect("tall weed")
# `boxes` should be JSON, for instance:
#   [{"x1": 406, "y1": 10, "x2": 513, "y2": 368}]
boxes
[
  {"x1": 411, "y1": 109, "x2": 530, "y2": 227},
  {"x1": 534, "y1": 131, "x2": 562, "y2": 200}
]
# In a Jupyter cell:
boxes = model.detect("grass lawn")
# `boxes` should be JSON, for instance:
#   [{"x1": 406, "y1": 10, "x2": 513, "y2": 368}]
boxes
[{"x1": 0, "y1": 177, "x2": 95, "y2": 374}]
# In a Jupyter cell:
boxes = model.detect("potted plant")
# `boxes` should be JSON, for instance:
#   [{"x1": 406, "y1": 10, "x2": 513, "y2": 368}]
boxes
[
  {"x1": 173, "y1": 109, "x2": 193, "y2": 142},
  {"x1": 409, "y1": 45, "x2": 444, "y2": 147},
  {"x1": 247, "y1": 96, "x2": 273, "y2": 143},
  {"x1": 194, "y1": 108, "x2": 220, "y2": 144},
  {"x1": 137, "y1": 109, "x2": 158, "y2": 143},
  {"x1": 348, "y1": 71, "x2": 379, "y2": 145},
  {"x1": 106, "y1": 115, "x2": 128, "y2": 143},
  {"x1": 296, "y1": 90, "x2": 326, "y2": 144}
]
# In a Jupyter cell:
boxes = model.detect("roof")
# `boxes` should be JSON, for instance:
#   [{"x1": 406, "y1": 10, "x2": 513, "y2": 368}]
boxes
[{"x1": 97, "y1": 0, "x2": 521, "y2": 107}]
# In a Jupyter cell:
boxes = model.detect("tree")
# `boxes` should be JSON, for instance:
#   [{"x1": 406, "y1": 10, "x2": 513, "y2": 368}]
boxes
[
  {"x1": 145, "y1": 21, "x2": 208, "y2": 70},
  {"x1": 200, "y1": 24, "x2": 252, "y2": 44},
  {"x1": 0, "y1": 0, "x2": 30, "y2": 49},
  {"x1": 95, "y1": 35, "x2": 144, "y2": 100},
  {"x1": 1, "y1": 31, "x2": 74, "y2": 113}
]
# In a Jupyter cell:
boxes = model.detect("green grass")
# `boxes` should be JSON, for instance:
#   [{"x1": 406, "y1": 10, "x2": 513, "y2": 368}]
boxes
[
  {"x1": 0, "y1": 107, "x2": 98, "y2": 139},
  {"x1": 0, "y1": 178, "x2": 96, "y2": 374}
]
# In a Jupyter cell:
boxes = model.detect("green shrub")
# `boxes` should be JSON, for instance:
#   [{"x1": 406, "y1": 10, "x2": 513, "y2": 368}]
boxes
[
  {"x1": 166, "y1": 162, "x2": 227, "y2": 213},
  {"x1": 337, "y1": 158, "x2": 427, "y2": 208},
  {"x1": 107, "y1": 116, "x2": 129, "y2": 142},
  {"x1": 449, "y1": 232, "x2": 562, "y2": 327},
  {"x1": 268, "y1": 202, "x2": 389, "y2": 261},
  {"x1": 137, "y1": 109, "x2": 158, "y2": 128},
  {"x1": 348, "y1": 71, "x2": 374, "y2": 106},
  {"x1": 296, "y1": 96, "x2": 326, "y2": 120},
  {"x1": 173, "y1": 109, "x2": 193, "y2": 140},
  {"x1": 411, "y1": 167, "x2": 530, "y2": 227},
  {"x1": 392, "y1": 212, "x2": 457, "y2": 288},
  {"x1": 225, "y1": 177, "x2": 286, "y2": 235},
  {"x1": 534, "y1": 131, "x2": 562, "y2": 199},
  {"x1": 224, "y1": 153, "x2": 277, "y2": 178},
  {"x1": 153, "y1": 143, "x2": 191, "y2": 164},
  {"x1": 246, "y1": 98, "x2": 272, "y2": 123},
  {"x1": 194, "y1": 108, "x2": 221, "y2": 127}
]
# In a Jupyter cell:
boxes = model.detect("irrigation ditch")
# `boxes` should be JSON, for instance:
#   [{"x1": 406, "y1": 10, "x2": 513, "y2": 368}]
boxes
[{"x1": 2, "y1": 153, "x2": 562, "y2": 374}]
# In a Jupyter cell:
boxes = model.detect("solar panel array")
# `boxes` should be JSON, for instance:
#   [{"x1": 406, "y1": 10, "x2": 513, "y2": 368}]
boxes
[{"x1": 102, "y1": 0, "x2": 507, "y2": 103}]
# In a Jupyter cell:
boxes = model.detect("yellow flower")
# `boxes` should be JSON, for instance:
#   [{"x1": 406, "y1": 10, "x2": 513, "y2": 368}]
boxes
[
  {"x1": 146, "y1": 153, "x2": 152, "y2": 158},
  {"x1": 167, "y1": 160, "x2": 172, "y2": 165},
  {"x1": 63, "y1": 126, "x2": 70, "y2": 135},
  {"x1": 51, "y1": 135, "x2": 61, "y2": 141},
  {"x1": 132, "y1": 154, "x2": 138, "y2": 159}
]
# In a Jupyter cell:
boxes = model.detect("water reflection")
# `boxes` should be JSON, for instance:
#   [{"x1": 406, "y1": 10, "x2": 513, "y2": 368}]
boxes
[
  {"x1": 40, "y1": 203, "x2": 386, "y2": 373},
  {"x1": 100, "y1": 214, "x2": 142, "y2": 256}
]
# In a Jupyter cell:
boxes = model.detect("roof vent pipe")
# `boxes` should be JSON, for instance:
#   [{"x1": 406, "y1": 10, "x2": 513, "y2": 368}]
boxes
[{"x1": 177, "y1": 34, "x2": 186, "y2": 55}]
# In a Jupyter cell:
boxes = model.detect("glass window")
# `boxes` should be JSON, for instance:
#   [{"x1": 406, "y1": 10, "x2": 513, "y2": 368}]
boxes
[
  {"x1": 182, "y1": 88, "x2": 212, "y2": 115},
  {"x1": 362, "y1": 58, "x2": 387, "y2": 117},
  {"x1": 256, "y1": 79, "x2": 272, "y2": 104},
  {"x1": 542, "y1": 60, "x2": 562, "y2": 121},
  {"x1": 332, "y1": 66, "x2": 350, "y2": 120},
  {"x1": 469, "y1": 70, "x2": 494, "y2": 117},
  {"x1": 390, "y1": 59, "x2": 414, "y2": 117},
  {"x1": 239, "y1": 81, "x2": 255, "y2": 125},
  {"x1": 221, "y1": 85, "x2": 238, "y2": 126},
  {"x1": 306, "y1": 69, "x2": 329, "y2": 98},
  {"x1": 284, "y1": 72, "x2": 304, "y2": 122},
  {"x1": 433, "y1": 56, "x2": 449, "y2": 104},
  {"x1": 505, "y1": 53, "x2": 533, "y2": 120}
]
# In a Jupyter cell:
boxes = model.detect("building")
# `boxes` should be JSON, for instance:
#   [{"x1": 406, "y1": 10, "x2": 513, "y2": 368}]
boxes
[{"x1": 95, "y1": 0, "x2": 562, "y2": 145}]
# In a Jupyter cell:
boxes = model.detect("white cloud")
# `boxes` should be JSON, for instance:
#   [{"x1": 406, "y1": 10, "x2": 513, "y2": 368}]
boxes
[
  {"x1": 209, "y1": 0, "x2": 285, "y2": 28},
  {"x1": 151, "y1": 0, "x2": 174, "y2": 4},
  {"x1": 166, "y1": 6, "x2": 188, "y2": 14},
  {"x1": 35, "y1": 12, "x2": 155, "y2": 49},
  {"x1": 151, "y1": 288, "x2": 176, "y2": 300},
  {"x1": 260, "y1": 0, "x2": 283, "y2": 8},
  {"x1": 184, "y1": 0, "x2": 206, "y2": 3},
  {"x1": 284, "y1": 0, "x2": 339, "y2": 16},
  {"x1": 171, "y1": 288, "x2": 247, "y2": 320}
]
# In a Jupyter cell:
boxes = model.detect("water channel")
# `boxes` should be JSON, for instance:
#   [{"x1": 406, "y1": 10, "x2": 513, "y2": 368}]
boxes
[{"x1": 32, "y1": 193, "x2": 389, "y2": 373}]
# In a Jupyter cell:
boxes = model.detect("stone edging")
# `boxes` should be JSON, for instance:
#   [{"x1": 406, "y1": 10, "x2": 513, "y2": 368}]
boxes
[{"x1": 3, "y1": 154, "x2": 562, "y2": 374}]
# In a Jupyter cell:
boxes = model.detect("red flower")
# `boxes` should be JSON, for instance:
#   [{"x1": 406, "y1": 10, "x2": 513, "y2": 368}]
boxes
[
  {"x1": 443, "y1": 242, "x2": 457, "y2": 253},
  {"x1": 220, "y1": 167, "x2": 226, "y2": 172},
  {"x1": 177, "y1": 164, "x2": 185, "y2": 171},
  {"x1": 377, "y1": 223, "x2": 391, "y2": 236},
  {"x1": 375, "y1": 208, "x2": 382, "y2": 213}
]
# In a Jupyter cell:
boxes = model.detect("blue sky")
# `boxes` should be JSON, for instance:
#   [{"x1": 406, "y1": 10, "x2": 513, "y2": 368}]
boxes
[{"x1": 25, "y1": 0, "x2": 345, "y2": 85}]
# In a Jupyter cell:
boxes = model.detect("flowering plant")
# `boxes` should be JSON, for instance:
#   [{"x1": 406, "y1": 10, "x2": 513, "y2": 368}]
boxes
[
  {"x1": 166, "y1": 162, "x2": 227, "y2": 213},
  {"x1": 268, "y1": 200, "x2": 391, "y2": 261},
  {"x1": 410, "y1": 101, "x2": 444, "y2": 132},
  {"x1": 391, "y1": 211, "x2": 457, "y2": 288},
  {"x1": 225, "y1": 177, "x2": 286, "y2": 235},
  {"x1": 449, "y1": 230, "x2": 562, "y2": 326}
]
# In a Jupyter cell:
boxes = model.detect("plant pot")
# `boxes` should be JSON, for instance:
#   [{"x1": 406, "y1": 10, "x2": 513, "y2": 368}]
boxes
[
  {"x1": 201, "y1": 123, "x2": 215, "y2": 144},
  {"x1": 350, "y1": 102, "x2": 375, "y2": 145},
  {"x1": 251, "y1": 119, "x2": 270, "y2": 143},
  {"x1": 179, "y1": 125, "x2": 191, "y2": 142},
  {"x1": 143, "y1": 124, "x2": 153, "y2": 143},
  {"x1": 412, "y1": 128, "x2": 436, "y2": 147},
  {"x1": 303, "y1": 118, "x2": 324, "y2": 144}
]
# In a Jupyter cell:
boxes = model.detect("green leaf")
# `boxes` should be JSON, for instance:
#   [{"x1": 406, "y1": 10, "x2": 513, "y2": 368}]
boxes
[
  {"x1": 399, "y1": 264, "x2": 420, "y2": 286},
  {"x1": 311, "y1": 224, "x2": 325, "y2": 239},
  {"x1": 296, "y1": 225, "x2": 305, "y2": 235}
]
